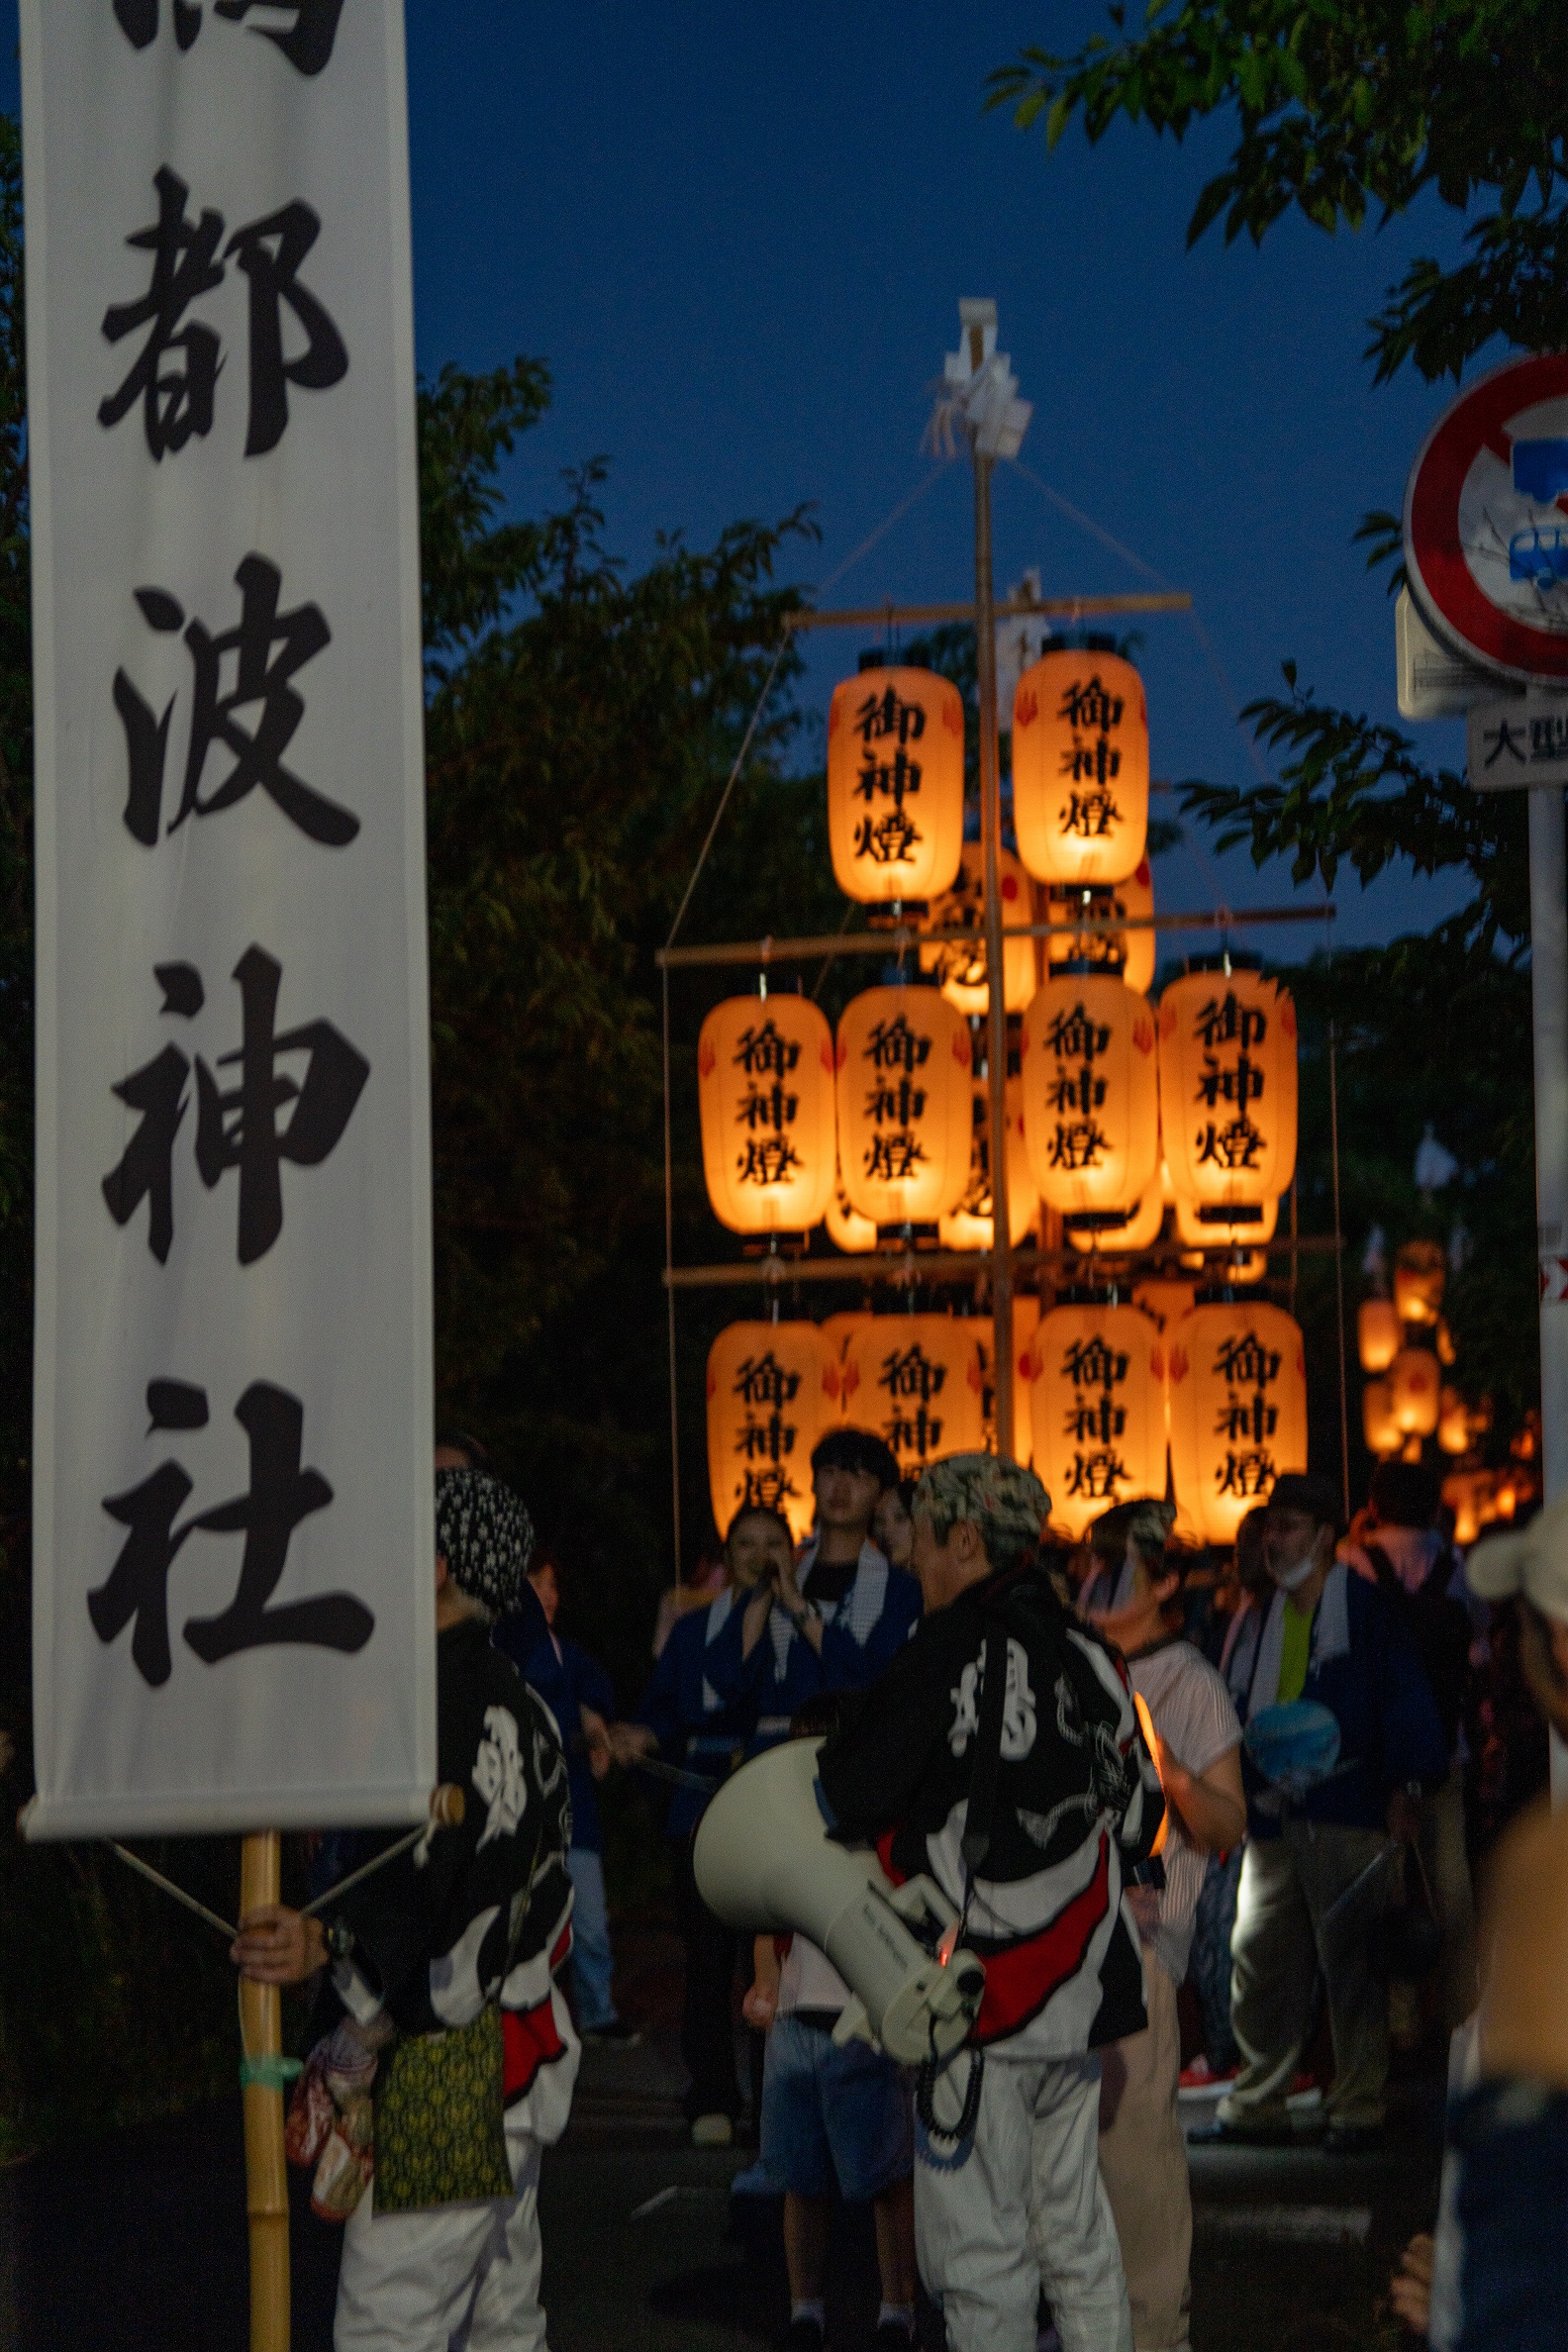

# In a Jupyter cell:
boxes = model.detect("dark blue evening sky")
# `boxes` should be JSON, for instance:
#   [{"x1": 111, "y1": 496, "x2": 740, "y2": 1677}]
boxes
[{"x1": 5, "y1": 4, "x2": 1486, "y2": 957}]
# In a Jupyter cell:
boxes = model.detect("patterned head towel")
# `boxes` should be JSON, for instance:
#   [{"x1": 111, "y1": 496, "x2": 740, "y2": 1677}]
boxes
[
  {"x1": 915, "y1": 1452, "x2": 1052, "y2": 1572},
  {"x1": 435, "y1": 1467, "x2": 536, "y2": 1616}
]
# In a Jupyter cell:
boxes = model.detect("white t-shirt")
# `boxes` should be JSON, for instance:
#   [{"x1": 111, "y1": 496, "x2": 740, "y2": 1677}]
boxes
[
  {"x1": 777, "y1": 1932, "x2": 850, "y2": 2017},
  {"x1": 1125, "y1": 1637, "x2": 1242, "y2": 1986}
]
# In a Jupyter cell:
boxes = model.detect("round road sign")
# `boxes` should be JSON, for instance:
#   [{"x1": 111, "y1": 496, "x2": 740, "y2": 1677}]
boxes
[{"x1": 1404, "y1": 350, "x2": 1568, "y2": 683}]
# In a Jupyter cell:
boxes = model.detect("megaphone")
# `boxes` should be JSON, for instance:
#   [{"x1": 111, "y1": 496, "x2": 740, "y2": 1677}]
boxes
[{"x1": 693, "y1": 1736, "x2": 984, "y2": 2065}]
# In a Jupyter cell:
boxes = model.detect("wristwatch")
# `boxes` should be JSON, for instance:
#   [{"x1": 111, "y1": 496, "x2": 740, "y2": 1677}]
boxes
[{"x1": 324, "y1": 1915, "x2": 355, "y2": 1962}]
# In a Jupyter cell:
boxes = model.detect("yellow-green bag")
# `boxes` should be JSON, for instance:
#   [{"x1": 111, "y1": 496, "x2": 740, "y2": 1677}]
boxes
[{"x1": 373, "y1": 2003, "x2": 512, "y2": 2211}]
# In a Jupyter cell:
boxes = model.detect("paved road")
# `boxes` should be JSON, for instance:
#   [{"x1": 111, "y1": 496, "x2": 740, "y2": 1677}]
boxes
[{"x1": 0, "y1": 2029, "x2": 1441, "y2": 2351}]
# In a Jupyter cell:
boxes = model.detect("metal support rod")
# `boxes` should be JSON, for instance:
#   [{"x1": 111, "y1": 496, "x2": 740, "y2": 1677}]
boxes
[
  {"x1": 662, "y1": 1233, "x2": 1345, "y2": 1290},
  {"x1": 973, "y1": 450, "x2": 1013, "y2": 1457},
  {"x1": 656, "y1": 902, "x2": 1335, "y2": 972},
  {"x1": 108, "y1": 1841, "x2": 239, "y2": 1941},
  {"x1": 1327, "y1": 1021, "x2": 1350, "y2": 1523},
  {"x1": 1527, "y1": 784, "x2": 1568, "y2": 1801},
  {"x1": 782, "y1": 592, "x2": 1192, "y2": 632}
]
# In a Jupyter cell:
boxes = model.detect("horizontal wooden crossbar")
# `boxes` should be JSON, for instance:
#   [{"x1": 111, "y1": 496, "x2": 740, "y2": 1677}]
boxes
[
  {"x1": 783, "y1": 593, "x2": 1192, "y2": 631},
  {"x1": 656, "y1": 902, "x2": 1334, "y2": 972},
  {"x1": 663, "y1": 1233, "x2": 1342, "y2": 1291}
]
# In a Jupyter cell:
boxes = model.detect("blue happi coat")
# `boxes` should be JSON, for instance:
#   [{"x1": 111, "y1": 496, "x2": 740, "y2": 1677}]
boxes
[
  {"x1": 706, "y1": 1538, "x2": 923, "y2": 1760},
  {"x1": 634, "y1": 1589, "x2": 756, "y2": 1840}
]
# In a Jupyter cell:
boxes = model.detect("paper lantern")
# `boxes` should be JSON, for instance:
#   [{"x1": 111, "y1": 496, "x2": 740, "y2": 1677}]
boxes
[
  {"x1": 1013, "y1": 646, "x2": 1149, "y2": 886},
  {"x1": 819, "y1": 1313, "x2": 866, "y2": 1421},
  {"x1": 698, "y1": 995, "x2": 836, "y2": 1234},
  {"x1": 939, "y1": 1081, "x2": 1036, "y2": 1250},
  {"x1": 1028, "y1": 1303, "x2": 1168, "y2": 1540},
  {"x1": 835, "y1": 987, "x2": 973, "y2": 1226},
  {"x1": 1363, "y1": 1378, "x2": 1403, "y2": 1460},
  {"x1": 1436, "y1": 1318, "x2": 1457, "y2": 1368},
  {"x1": 1167, "y1": 1303, "x2": 1308, "y2": 1545},
  {"x1": 1172, "y1": 1192, "x2": 1280, "y2": 1254},
  {"x1": 1132, "y1": 1280, "x2": 1197, "y2": 1332},
  {"x1": 1013, "y1": 1294, "x2": 1040, "y2": 1470},
  {"x1": 1390, "y1": 1345, "x2": 1440, "y2": 1438},
  {"x1": 1438, "y1": 1387, "x2": 1471, "y2": 1456},
  {"x1": 1045, "y1": 857, "x2": 1157, "y2": 995},
  {"x1": 1393, "y1": 1240, "x2": 1445, "y2": 1327},
  {"x1": 1066, "y1": 1186, "x2": 1163, "y2": 1256},
  {"x1": 825, "y1": 1169, "x2": 877, "y2": 1255},
  {"x1": 1019, "y1": 975, "x2": 1159, "y2": 1223},
  {"x1": 1158, "y1": 970, "x2": 1298, "y2": 1219},
  {"x1": 920, "y1": 844, "x2": 1036, "y2": 1017},
  {"x1": 827, "y1": 661, "x2": 965, "y2": 906},
  {"x1": 1357, "y1": 1299, "x2": 1401, "y2": 1376},
  {"x1": 707, "y1": 1322, "x2": 834, "y2": 1544},
  {"x1": 841, "y1": 1313, "x2": 986, "y2": 1477}
]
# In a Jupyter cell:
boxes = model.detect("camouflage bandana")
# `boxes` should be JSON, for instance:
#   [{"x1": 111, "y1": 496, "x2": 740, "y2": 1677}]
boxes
[
  {"x1": 435, "y1": 1467, "x2": 536, "y2": 1616},
  {"x1": 914, "y1": 1452, "x2": 1052, "y2": 1570}
]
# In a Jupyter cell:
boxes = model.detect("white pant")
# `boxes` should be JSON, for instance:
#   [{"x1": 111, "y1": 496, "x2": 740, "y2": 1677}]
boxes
[
  {"x1": 915, "y1": 2048, "x2": 1132, "y2": 2352},
  {"x1": 335, "y1": 2121, "x2": 547, "y2": 2352}
]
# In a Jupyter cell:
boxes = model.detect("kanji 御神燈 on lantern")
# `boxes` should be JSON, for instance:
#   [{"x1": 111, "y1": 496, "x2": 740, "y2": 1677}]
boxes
[
  {"x1": 1357, "y1": 1298, "x2": 1401, "y2": 1375},
  {"x1": 827, "y1": 659, "x2": 965, "y2": 906},
  {"x1": 919, "y1": 843, "x2": 1036, "y2": 1017},
  {"x1": 1019, "y1": 975, "x2": 1160, "y2": 1225},
  {"x1": 1045, "y1": 856, "x2": 1157, "y2": 996},
  {"x1": 1028, "y1": 1303, "x2": 1167, "y2": 1540},
  {"x1": 698, "y1": 995, "x2": 836, "y2": 1234},
  {"x1": 707, "y1": 1321, "x2": 834, "y2": 1544},
  {"x1": 1158, "y1": 969, "x2": 1298, "y2": 1225},
  {"x1": 835, "y1": 986, "x2": 973, "y2": 1227},
  {"x1": 1012, "y1": 644, "x2": 1149, "y2": 887},
  {"x1": 939, "y1": 1080, "x2": 1037, "y2": 1251},
  {"x1": 841, "y1": 1312, "x2": 986, "y2": 1478},
  {"x1": 1167, "y1": 1302, "x2": 1308, "y2": 1544}
]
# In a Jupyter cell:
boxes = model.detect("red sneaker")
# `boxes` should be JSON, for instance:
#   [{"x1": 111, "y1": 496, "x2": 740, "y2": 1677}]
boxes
[{"x1": 1179, "y1": 2055, "x2": 1238, "y2": 2090}]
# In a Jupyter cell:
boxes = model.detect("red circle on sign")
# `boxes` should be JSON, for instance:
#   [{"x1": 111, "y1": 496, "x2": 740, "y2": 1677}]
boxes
[{"x1": 1404, "y1": 350, "x2": 1568, "y2": 682}]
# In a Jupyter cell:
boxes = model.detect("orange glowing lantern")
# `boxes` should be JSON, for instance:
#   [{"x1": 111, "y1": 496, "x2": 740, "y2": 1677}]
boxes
[
  {"x1": 939, "y1": 1081, "x2": 1037, "y2": 1250},
  {"x1": 1065, "y1": 1185, "x2": 1163, "y2": 1255},
  {"x1": 819, "y1": 1313, "x2": 866, "y2": 1421},
  {"x1": 1028, "y1": 1303, "x2": 1168, "y2": 1540},
  {"x1": 1438, "y1": 1387, "x2": 1472, "y2": 1456},
  {"x1": 827, "y1": 660, "x2": 965, "y2": 906},
  {"x1": 706, "y1": 1322, "x2": 834, "y2": 1544},
  {"x1": 698, "y1": 995, "x2": 836, "y2": 1234},
  {"x1": 1357, "y1": 1299, "x2": 1401, "y2": 1376},
  {"x1": 1441, "y1": 1470, "x2": 1490, "y2": 1547},
  {"x1": 1045, "y1": 856, "x2": 1157, "y2": 995},
  {"x1": 1012, "y1": 645, "x2": 1149, "y2": 886},
  {"x1": 1363, "y1": 1379, "x2": 1403, "y2": 1459},
  {"x1": 825, "y1": 1169, "x2": 877, "y2": 1255},
  {"x1": 920, "y1": 844, "x2": 1036, "y2": 1016},
  {"x1": 1167, "y1": 1303, "x2": 1308, "y2": 1544},
  {"x1": 1013, "y1": 1293, "x2": 1040, "y2": 1470},
  {"x1": 1393, "y1": 1240, "x2": 1445, "y2": 1327},
  {"x1": 835, "y1": 987, "x2": 973, "y2": 1226},
  {"x1": 1390, "y1": 1345, "x2": 1441, "y2": 1438},
  {"x1": 1172, "y1": 1193, "x2": 1280, "y2": 1253},
  {"x1": 1133, "y1": 1280, "x2": 1198, "y2": 1333},
  {"x1": 1158, "y1": 969, "x2": 1298, "y2": 1225},
  {"x1": 841, "y1": 1313, "x2": 987, "y2": 1479},
  {"x1": 1019, "y1": 975, "x2": 1160, "y2": 1225}
]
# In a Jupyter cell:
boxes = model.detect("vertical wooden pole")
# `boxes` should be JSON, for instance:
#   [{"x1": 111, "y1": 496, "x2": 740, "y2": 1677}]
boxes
[
  {"x1": 239, "y1": 1832, "x2": 290, "y2": 2352},
  {"x1": 973, "y1": 446, "x2": 1015, "y2": 1459}
]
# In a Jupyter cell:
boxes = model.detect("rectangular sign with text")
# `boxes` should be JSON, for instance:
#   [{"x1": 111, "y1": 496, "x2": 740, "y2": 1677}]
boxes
[
  {"x1": 1467, "y1": 688, "x2": 1568, "y2": 792},
  {"x1": 23, "y1": 0, "x2": 436, "y2": 1835}
]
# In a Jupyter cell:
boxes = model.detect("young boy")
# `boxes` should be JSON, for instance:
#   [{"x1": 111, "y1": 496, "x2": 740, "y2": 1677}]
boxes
[{"x1": 742, "y1": 1699, "x2": 919, "y2": 2352}]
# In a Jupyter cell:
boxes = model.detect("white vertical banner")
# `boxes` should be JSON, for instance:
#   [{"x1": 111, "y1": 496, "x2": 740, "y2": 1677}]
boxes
[{"x1": 22, "y1": 0, "x2": 436, "y2": 1835}]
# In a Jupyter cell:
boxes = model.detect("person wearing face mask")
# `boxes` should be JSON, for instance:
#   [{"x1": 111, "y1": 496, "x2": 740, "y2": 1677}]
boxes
[{"x1": 1197, "y1": 1471, "x2": 1448, "y2": 2155}]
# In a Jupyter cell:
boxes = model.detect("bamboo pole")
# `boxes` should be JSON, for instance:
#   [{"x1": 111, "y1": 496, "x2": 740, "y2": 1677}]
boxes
[
  {"x1": 972, "y1": 446, "x2": 1014, "y2": 1458},
  {"x1": 239, "y1": 1831, "x2": 290, "y2": 2352}
]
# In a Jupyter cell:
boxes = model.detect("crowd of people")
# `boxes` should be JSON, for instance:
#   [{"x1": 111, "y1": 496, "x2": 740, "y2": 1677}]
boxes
[{"x1": 225, "y1": 1429, "x2": 1564, "y2": 2352}]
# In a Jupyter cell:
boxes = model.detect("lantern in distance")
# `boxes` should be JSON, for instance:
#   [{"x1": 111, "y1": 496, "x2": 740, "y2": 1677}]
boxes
[
  {"x1": 825, "y1": 1171, "x2": 877, "y2": 1255},
  {"x1": 1441, "y1": 1471, "x2": 1483, "y2": 1548},
  {"x1": 1358, "y1": 1299, "x2": 1401, "y2": 1376},
  {"x1": 1167, "y1": 1303, "x2": 1308, "y2": 1545},
  {"x1": 1020, "y1": 974, "x2": 1159, "y2": 1221},
  {"x1": 707, "y1": 1322, "x2": 833, "y2": 1545},
  {"x1": 1363, "y1": 1379, "x2": 1403, "y2": 1460},
  {"x1": 828, "y1": 661, "x2": 965, "y2": 906},
  {"x1": 836, "y1": 986, "x2": 973, "y2": 1226},
  {"x1": 1436, "y1": 1318, "x2": 1457, "y2": 1368},
  {"x1": 1028, "y1": 1303, "x2": 1168, "y2": 1540},
  {"x1": 920, "y1": 844, "x2": 1036, "y2": 1016},
  {"x1": 1013, "y1": 646, "x2": 1149, "y2": 887},
  {"x1": 939, "y1": 1081, "x2": 1036, "y2": 1251},
  {"x1": 1046, "y1": 857, "x2": 1157, "y2": 996},
  {"x1": 698, "y1": 995, "x2": 836, "y2": 1234},
  {"x1": 1393, "y1": 1239, "x2": 1445, "y2": 1327},
  {"x1": 1390, "y1": 1345, "x2": 1440, "y2": 1438},
  {"x1": 841, "y1": 1313, "x2": 986, "y2": 1479},
  {"x1": 1158, "y1": 970, "x2": 1298, "y2": 1215},
  {"x1": 1438, "y1": 1386, "x2": 1471, "y2": 1456}
]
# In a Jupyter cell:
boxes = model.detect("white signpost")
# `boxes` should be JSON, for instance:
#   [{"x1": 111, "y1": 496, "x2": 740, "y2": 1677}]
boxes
[
  {"x1": 1403, "y1": 353, "x2": 1568, "y2": 1797},
  {"x1": 22, "y1": 2, "x2": 436, "y2": 1844}
]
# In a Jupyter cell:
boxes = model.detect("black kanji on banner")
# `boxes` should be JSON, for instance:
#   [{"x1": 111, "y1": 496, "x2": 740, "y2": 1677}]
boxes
[
  {"x1": 113, "y1": 1, "x2": 345, "y2": 77},
  {"x1": 92, "y1": 1377, "x2": 373, "y2": 1689},
  {"x1": 100, "y1": 167, "x2": 347, "y2": 457}
]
